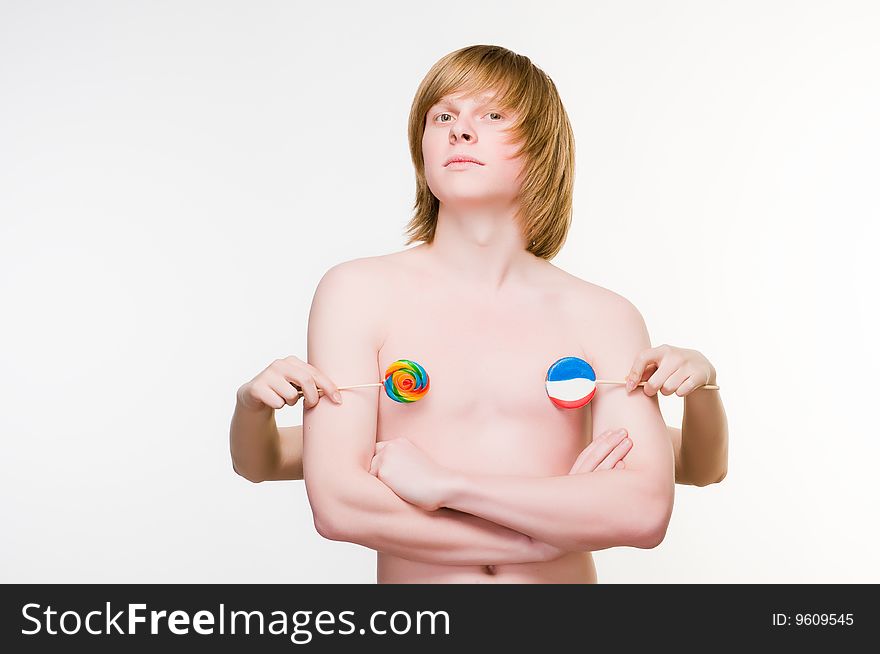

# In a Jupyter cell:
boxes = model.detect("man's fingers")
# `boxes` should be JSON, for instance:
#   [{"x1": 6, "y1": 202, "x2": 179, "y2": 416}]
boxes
[
  {"x1": 568, "y1": 433, "x2": 608, "y2": 473},
  {"x1": 569, "y1": 429, "x2": 628, "y2": 474},
  {"x1": 596, "y1": 436, "x2": 633, "y2": 471}
]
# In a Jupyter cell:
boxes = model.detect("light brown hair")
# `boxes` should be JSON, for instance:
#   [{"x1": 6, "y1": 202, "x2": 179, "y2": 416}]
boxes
[{"x1": 404, "y1": 44, "x2": 575, "y2": 260}]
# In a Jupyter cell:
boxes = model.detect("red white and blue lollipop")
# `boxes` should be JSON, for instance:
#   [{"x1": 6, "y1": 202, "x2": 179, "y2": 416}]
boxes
[
  {"x1": 545, "y1": 356, "x2": 598, "y2": 409},
  {"x1": 545, "y1": 356, "x2": 720, "y2": 409}
]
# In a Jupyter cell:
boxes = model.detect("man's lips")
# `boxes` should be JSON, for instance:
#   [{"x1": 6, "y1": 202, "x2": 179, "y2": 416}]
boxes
[{"x1": 444, "y1": 156, "x2": 484, "y2": 166}]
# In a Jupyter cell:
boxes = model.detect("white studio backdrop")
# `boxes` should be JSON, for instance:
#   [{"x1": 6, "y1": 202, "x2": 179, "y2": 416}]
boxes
[{"x1": 1, "y1": 0, "x2": 878, "y2": 583}]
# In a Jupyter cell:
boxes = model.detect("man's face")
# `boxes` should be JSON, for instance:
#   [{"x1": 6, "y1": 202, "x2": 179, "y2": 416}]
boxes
[{"x1": 422, "y1": 89, "x2": 524, "y2": 207}]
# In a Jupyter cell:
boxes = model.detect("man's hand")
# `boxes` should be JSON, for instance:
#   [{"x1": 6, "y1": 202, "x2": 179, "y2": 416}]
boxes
[
  {"x1": 369, "y1": 438, "x2": 456, "y2": 512},
  {"x1": 532, "y1": 428, "x2": 634, "y2": 560},
  {"x1": 568, "y1": 427, "x2": 633, "y2": 474}
]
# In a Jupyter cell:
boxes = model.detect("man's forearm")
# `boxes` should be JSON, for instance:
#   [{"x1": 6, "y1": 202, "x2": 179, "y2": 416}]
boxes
[
  {"x1": 442, "y1": 468, "x2": 673, "y2": 552},
  {"x1": 680, "y1": 369, "x2": 729, "y2": 486},
  {"x1": 315, "y1": 469, "x2": 550, "y2": 566}
]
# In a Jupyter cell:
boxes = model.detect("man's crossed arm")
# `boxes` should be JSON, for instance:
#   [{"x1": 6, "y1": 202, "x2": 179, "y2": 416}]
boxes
[
  {"x1": 369, "y1": 293, "x2": 675, "y2": 552},
  {"x1": 303, "y1": 260, "x2": 548, "y2": 566},
  {"x1": 445, "y1": 295, "x2": 675, "y2": 551},
  {"x1": 303, "y1": 261, "x2": 674, "y2": 563}
]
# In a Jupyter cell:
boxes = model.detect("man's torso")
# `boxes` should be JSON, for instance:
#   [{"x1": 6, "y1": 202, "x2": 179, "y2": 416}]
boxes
[{"x1": 372, "y1": 246, "x2": 614, "y2": 583}]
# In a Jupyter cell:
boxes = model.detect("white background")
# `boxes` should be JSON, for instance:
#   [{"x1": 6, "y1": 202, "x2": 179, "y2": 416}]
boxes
[{"x1": 2, "y1": 0, "x2": 878, "y2": 583}]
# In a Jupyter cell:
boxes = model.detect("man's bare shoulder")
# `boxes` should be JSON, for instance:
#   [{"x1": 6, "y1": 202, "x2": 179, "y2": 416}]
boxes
[
  {"x1": 310, "y1": 252, "x2": 411, "y2": 345},
  {"x1": 544, "y1": 263, "x2": 644, "y2": 326},
  {"x1": 319, "y1": 254, "x2": 385, "y2": 280},
  {"x1": 316, "y1": 252, "x2": 401, "y2": 291},
  {"x1": 320, "y1": 247, "x2": 425, "y2": 290},
  {"x1": 541, "y1": 265, "x2": 651, "y2": 385}
]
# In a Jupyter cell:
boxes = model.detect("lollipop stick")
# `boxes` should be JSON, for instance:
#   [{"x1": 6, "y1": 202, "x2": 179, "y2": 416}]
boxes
[
  {"x1": 318, "y1": 382, "x2": 384, "y2": 394},
  {"x1": 596, "y1": 379, "x2": 720, "y2": 390},
  {"x1": 291, "y1": 381, "x2": 384, "y2": 398}
]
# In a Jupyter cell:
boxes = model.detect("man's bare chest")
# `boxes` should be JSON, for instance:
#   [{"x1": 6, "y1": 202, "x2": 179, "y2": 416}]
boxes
[{"x1": 375, "y1": 288, "x2": 593, "y2": 472}]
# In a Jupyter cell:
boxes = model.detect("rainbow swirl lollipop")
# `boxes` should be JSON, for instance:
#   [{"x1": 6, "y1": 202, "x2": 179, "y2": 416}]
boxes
[
  {"x1": 298, "y1": 358, "x2": 430, "y2": 403},
  {"x1": 384, "y1": 359, "x2": 430, "y2": 403}
]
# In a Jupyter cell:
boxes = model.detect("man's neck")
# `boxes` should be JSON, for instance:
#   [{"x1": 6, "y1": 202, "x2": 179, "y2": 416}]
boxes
[{"x1": 425, "y1": 202, "x2": 535, "y2": 293}]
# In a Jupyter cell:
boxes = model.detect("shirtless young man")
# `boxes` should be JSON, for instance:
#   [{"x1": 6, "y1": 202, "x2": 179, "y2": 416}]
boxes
[{"x1": 231, "y1": 45, "x2": 728, "y2": 583}]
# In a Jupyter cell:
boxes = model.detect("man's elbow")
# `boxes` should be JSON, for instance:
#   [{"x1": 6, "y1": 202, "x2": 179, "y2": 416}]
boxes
[
  {"x1": 309, "y1": 487, "x2": 358, "y2": 543},
  {"x1": 313, "y1": 512, "x2": 342, "y2": 541},
  {"x1": 635, "y1": 519, "x2": 669, "y2": 549},
  {"x1": 308, "y1": 488, "x2": 342, "y2": 540},
  {"x1": 631, "y1": 495, "x2": 673, "y2": 549},
  {"x1": 307, "y1": 469, "x2": 376, "y2": 543}
]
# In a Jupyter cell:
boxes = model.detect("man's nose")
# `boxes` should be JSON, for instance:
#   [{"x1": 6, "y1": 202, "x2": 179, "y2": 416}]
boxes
[{"x1": 449, "y1": 122, "x2": 475, "y2": 143}]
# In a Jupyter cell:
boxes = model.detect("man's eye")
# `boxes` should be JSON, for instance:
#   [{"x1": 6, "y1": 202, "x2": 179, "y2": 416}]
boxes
[{"x1": 433, "y1": 111, "x2": 504, "y2": 123}]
